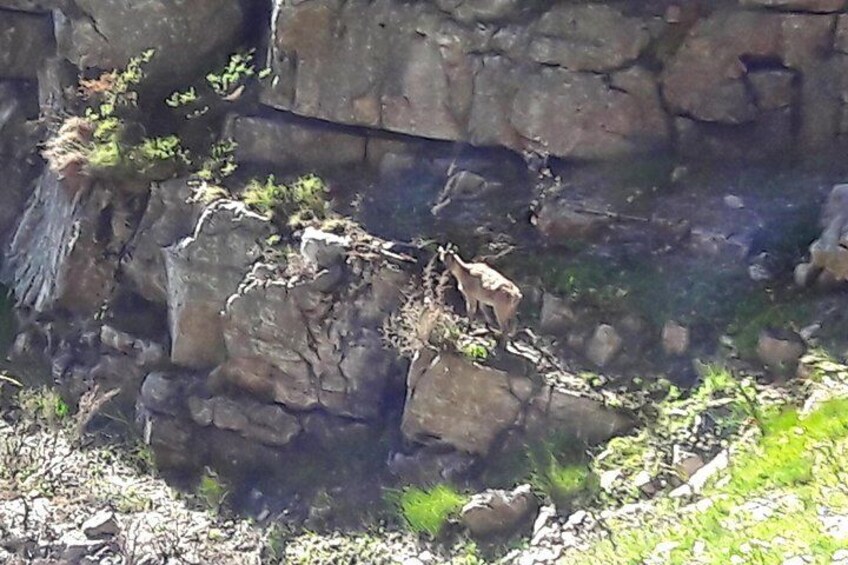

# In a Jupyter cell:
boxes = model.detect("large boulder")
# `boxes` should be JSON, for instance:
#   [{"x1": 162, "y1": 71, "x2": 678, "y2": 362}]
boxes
[
  {"x1": 740, "y1": 0, "x2": 846, "y2": 12},
  {"x1": 401, "y1": 349, "x2": 528, "y2": 455},
  {"x1": 163, "y1": 201, "x2": 271, "y2": 369},
  {"x1": 220, "y1": 249, "x2": 408, "y2": 419},
  {"x1": 121, "y1": 178, "x2": 204, "y2": 304},
  {"x1": 797, "y1": 184, "x2": 848, "y2": 284},
  {"x1": 0, "y1": 10, "x2": 53, "y2": 79},
  {"x1": 402, "y1": 348, "x2": 635, "y2": 456},
  {"x1": 460, "y1": 484, "x2": 539, "y2": 539},
  {"x1": 434, "y1": 0, "x2": 528, "y2": 23},
  {"x1": 187, "y1": 395, "x2": 302, "y2": 447},
  {"x1": 0, "y1": 1, "x2": 56, "y2": 11},
  {"x1": 54, "y1": 0, "x2": 245, "y2": 80}
]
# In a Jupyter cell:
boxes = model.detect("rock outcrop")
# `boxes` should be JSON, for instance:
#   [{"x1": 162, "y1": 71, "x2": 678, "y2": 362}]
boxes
[
  {"x1": 2, "y1": 172, "x2": 141, "y2": 315},
  {"x1": 220, "y1": 237, "x2": 408, "y2": 420},
  {"x1": 402, "y1": 348, "x2": 634, "y2": 456},
  {"x1": 164, "y1": 201, "x2": 271, "y2": 369},
  {"x1": 121, "y1": 178, "x2": 204, "y2": 304},
  {"x1": 54, "y1": 0, "x2": 245, "y2": 81},
  {"x1": 797, "y1": 184, "x2": 848, "y2": 285},
  {"x1": 461, "y1": 484, "x2": 539, "y2": 539}
]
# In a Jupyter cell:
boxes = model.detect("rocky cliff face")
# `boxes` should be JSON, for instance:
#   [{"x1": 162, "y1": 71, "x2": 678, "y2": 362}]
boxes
[{"x1": 2, "y1": 0, "x2": 848, "y2": 540}]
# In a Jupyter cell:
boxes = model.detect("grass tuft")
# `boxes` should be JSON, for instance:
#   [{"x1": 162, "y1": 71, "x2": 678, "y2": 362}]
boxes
[{"x1": 391, "y1": 484, "x2": 468, "y2": 538}]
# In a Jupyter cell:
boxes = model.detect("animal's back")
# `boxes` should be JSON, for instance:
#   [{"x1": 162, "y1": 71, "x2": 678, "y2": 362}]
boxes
[{"x1": 467, "y1": 263, "x2": 522, "y2": 299}]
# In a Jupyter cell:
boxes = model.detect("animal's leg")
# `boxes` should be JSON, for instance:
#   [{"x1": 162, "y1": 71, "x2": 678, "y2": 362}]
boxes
[
  {"x1": 495, "y1": 300, "x2": 519, "y2": 337},
  {"x1": 481, "y1": 304, "x2": 497, "y2": 327},
  {"x1": 465, "y1": 295, "x2": 478, "y2": 322}
]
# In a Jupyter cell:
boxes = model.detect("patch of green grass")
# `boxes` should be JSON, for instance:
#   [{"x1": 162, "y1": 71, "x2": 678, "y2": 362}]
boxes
[
  {"x1": 196, "y1": 466, "x2": 229, "y2": 513},
  {"x1": 570, "y1": 396, "x2": 848, "y2": 565},
  {"x1": 484, "y1": 431, "x2": 597, "y2": 510},
  {"x1": 243, "y1": 174, "x2": 328, "y2": 227},
  {"x1": 530, "y1": 456, "x2": 597, "y2": 511},
  {"x1": 458, "y1": 338, "x2": 494, "y2": 362},
  {"x1": 727, "y1": 296, "x2": 812, "y2": 359},
  {"x1": 391, "y1": 484, "x2": 468, "y2": 538},
  {"x1": 592, "y1": 366, "x2": 759, "y2": 504}
]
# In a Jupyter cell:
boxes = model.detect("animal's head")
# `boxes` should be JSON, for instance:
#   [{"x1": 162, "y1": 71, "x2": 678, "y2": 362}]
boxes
[{"x1": 437, "y1": 244, "x2": 458, "y2": 268}]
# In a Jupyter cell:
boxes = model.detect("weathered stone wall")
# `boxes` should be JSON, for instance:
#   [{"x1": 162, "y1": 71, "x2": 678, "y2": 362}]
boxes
[
  {"x1": 260, "y1": 0, "x2": 848, "y2": 162},
  {"x1": 3, "y1": 0, "x2": 848, "y2": 165}
]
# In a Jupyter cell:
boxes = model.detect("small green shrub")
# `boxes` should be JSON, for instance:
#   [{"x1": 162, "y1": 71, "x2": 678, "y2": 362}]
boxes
[
  {"x1": 165, "y1": 86, "x2": 199, "y2": 108},
  {"x1": 206, "y1": 49, "x2": 267, "y2": 97},
  {"x1": 243, "y1": 174, "x2": 328, "y2": 226},
  {"x1": 47, "y1": 51, "x2": 189, "y2": 182},
  {"x1": 194, "y1": 139, "x2": 238, "y2": 185},
  {"x1": 20, "y1": 387, "x2": 70, "y2": 426},
  {"x1": 459, "y1": 338, "x2": 494, "y2": 361},
  {"x1": 393, "y1": 484, "x2": 468, "y2": 537},
  {"x1": 197, "y1": 466, "x2": 229, "y2": 513}
]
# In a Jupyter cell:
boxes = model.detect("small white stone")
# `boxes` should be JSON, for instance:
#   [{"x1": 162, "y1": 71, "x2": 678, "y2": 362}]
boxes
[{"x1": 724, "y1": 194, "x2": 744, "y2": 209}]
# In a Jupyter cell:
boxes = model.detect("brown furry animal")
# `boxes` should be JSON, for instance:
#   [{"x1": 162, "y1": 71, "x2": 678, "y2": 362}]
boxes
[{"x1": 438, "y1": 245, "x2": 522, "y2": 336}]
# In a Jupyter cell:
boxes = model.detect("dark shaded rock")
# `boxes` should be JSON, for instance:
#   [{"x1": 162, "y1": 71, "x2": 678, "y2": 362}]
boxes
[
  {"x1": 122, "y1": 179, "x2": 204, "y2": 304},
  {"x1": 3, "y1": 172, "x2": 138, "y2": 315},
  {"x1": 139, "y1": 372, "x2": 183, "y2": 417},
  {"x1": 225, "y1": 114, "x2": 367, "y2": 171},
  {"x1": 539, "y1": 293, "x2": 576, "y2": 337},
  {"x1": 301, "y1": 412, "x2": 374, "y2": 451},
  {"x1": 0, "y1": 10, "x2": 52, "y2": 79},
  {"x1": 756, "y1": 328, "x2": 806, "y2": 372},
  {"x1": 163, "y1": 200, "x2": 270, "y2": 369},
  {"x1": 434, "y1": 0, "x2": 527, "y2": 23},
  {"x1": 0, "y1": 1, "x2": 57, "y2": 10},
  {"x1": 460, "y1": 484, "x2": 539, "y2": 539},
  {"x1": 387, "y1": 446, "x2": 477, "y2": 485},
  {"x1": 54, "y1": 0, "x2": 244, "y2": 82},
  {"x1": 299, "y1": 227, "x2": 349, "y2": 269},
  {"x1": 748, "y1": 70, "x2": 796, "y2": 111},
  {"x1": 527, "y1": 387, "x2": 635, "y2": 447},
  {"x1": 674, "y1": 111, "x2": 794, "y2": 163},
  {"x1": 81, "y1": 511, "x2": 119, "y2": 539},
  {"x1": 0, "y1": 81, "x2": 39, "y2": 245},
  {"x1": 187, "y1": 395, "x2": 301, "y2": 447},
  {"x1": 36, "y1": 56, "x2": 79, "y2": 118},
  {"x1": 136, "y1": 408, "x2": 196, "y2": 469}
]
